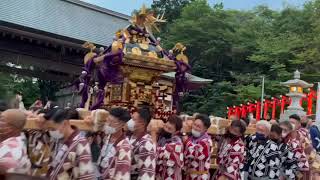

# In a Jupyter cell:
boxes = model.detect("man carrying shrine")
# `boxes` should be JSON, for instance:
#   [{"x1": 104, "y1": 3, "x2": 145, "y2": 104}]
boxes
[
  {"x1": 289, "y1": 114, "x2": 314, "y2": 178},
  {"x1": 127, "y1": 107, "x2": 156, "y2": 180},
  {"x1": 43, "y1": 108, "x2": 95, "y2": 180},
  {"x1": 213, "y1": 120, "x2": 246, "y2": 180},
  {"x1": 269, "y1": 124, "x2": 298, "y2": 179},
  {"x1": 97, "y1": 107, "x2": 132, "y2": 180},
  {"x1": 280, "y1": 120, "x2": 310, "y2": 179},
  {"x1": 290, "y1": 115, "x2": 314, "y2": 155},
  {"x1": 184, "y1": 114, "x2": 212, "y2": 180},
  {"x1": 244, "y1": 120, "x2": 281, "y2": 180},
  {"x1": 156, "y1": 115, "x2": 184, "y2": 180},
  {"x1": 0, "y1": 109, "x2": 31, "y2": 174}
]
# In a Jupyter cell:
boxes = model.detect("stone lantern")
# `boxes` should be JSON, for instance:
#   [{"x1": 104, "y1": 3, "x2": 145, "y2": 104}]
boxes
[{"x1": 279, "y1": 70, "x2": 313, "y2": 121}]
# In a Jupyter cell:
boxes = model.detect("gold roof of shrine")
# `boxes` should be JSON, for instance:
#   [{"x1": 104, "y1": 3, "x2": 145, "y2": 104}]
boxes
[
  {"x1": 82, "y1": 5, "x2": 186, "y2": 73},
  {"x1": 123, "y1": 50, "x2": 175, "y2": 72},
  {"x1": 121, "y1": 5, "x2": 175, "y2": 71}
]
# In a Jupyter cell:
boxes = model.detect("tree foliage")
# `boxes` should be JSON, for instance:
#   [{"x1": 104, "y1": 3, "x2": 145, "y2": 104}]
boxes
[
  {"x1": 2, "y1": 0, "x2": 320, "y2": 115},
  {"x1": 153, "y1": 0, "x2": 320, "y2": 117},
  {"x1": 0, "y1": 72, "x2": 40, "y2": 107}
]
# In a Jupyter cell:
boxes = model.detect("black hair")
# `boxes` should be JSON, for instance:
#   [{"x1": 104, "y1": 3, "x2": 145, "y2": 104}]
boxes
[
  {"x1": 29, "y1": 106, "x2": 42, "y2": 112},
  {"x1": 167, "y1": 115, "x2": 183, "y2": 131},
  {"x1": 137, "y1": 107, "x2": 152, "y2": 125},
  {"x1": 37, "y1": 108, "x2": 49, "y2": 115},
  {"x1": 242, "y1": 117, "x2": 250, "y2": 127},
  {"x1": 110, "y1": 107, "x2": 131, "y2": 123},
  {"x1": 44, "y1": 101, "x2": 59, "y2": 110},
  {"x1": 280, "y1": 121, "x2": 294, "y2": 131},
  {"x1": 231, "y1": 120, "x2": 247, "y2": 135},
  {"x1": 271, "y1": 124, "x2": 282, "y2": 135},
  {"x1": 289, "y1": 114, "x2": 301, "y2": 122},
  {"x1": 195, "y1": 114, "x2": 211, "y2": 129},
  {"x1": 43, "y1": 108, "x2": 68, "y2": 123},
  {"x1": 0, "y1": 100, "x2": 8, "y2": 112},
  {"x1": 65, "y1": 109, "x2": 80, "y2": 120}
]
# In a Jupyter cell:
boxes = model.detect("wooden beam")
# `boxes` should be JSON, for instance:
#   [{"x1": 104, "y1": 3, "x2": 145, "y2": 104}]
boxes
[
  {"x1": 0, "y1": 24, "x2": 86, "y2": 48},
  {"x1": 25, "y1": 118, "x2": 93, "y2": 131},
  {"x1": 0, "y1": 50, "x2": 82, "y2": 75},
  {"x1": 0, "y1": 65, "x2": 73, "y2": 81},
  {"x1": 24, "y1": 109, "x2": 107, "y2": 131}
]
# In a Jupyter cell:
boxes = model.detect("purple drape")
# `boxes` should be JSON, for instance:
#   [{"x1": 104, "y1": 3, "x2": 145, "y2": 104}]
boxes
[{"x1": 89, "y1": 46, "x2": 124, "y2": 110}]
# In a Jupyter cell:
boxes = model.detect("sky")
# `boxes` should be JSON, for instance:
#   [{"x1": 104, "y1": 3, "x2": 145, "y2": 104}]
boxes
[{"x1": 82, "y1": 0, "x2": 310, "y2": 16}]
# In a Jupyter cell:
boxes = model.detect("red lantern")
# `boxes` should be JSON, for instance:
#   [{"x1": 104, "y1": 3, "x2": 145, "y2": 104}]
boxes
[
  {"x1": 256, "y1": 101, "x2": 261, "y2": 121},
  {"x1": 280, "y1": 95, "x2": 286, "y2": 114},
  {"x1": 234, "y1": 106, "x2": 241, "y2": 119},
  {"x1": 287, "y1": 97, "x2": 292, "y2": 105},
  {"x1": 241, "y1": 104, "x2": 247, "y2": 119},
  {"x1": 227, "y1": 107, "x2": 233, "y2": 119},
  {"x1": 271, "y1": 97, "x2": 278, "y2": 119},
  {"x1": 248, "y1": 103, "x2": 256, "y2": 114},
  {"x1": 263, "y1": 100, "x2": 270, "y2": 120},
  {"x1": 307, "y1": 90, "x2": 316, "y2": 115}
]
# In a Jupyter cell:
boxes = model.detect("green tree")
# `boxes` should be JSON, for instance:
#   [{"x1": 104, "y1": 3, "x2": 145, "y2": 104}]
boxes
[
  {"x1": 38, "y1": 80, "x2": 62, "y2": 103},
  {"x1": 0, "y1": 72, "x2": 12, "y2": 100},
  {"x1": 153, "y1": 0, "x2": 320, "y2": 116},
  {"x1": 12, "y1": 77, "x2": 40, "y2": 107},
  {"x1": 0, "y1": 71, "x2": 62, "y2": 108},
  {"x1": 151, "y1": 0, "x2": 194, "y2": 34},
  {"x1": 162, "y1": 0, "x2": 257, "y2": 116},
  {"x1": 0, "y1": 72, "x2": 40, "y2": 107}
]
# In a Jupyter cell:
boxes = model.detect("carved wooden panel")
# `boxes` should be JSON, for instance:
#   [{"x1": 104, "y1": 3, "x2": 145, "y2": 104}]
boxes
[{"x1": 110, "y1": 84, "x2": 122, "y2": 102}]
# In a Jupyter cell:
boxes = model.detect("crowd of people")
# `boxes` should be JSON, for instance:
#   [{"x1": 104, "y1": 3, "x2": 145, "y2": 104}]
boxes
[
  {"x1": 0, "y1": 104, "x2": 213, "y2": 180},
  {"x1": 0, "y1": 101, "x2": 320, "y2": 180},
  {"x1": 218, "y1": 114, "x2": 320, "y2": 180}
]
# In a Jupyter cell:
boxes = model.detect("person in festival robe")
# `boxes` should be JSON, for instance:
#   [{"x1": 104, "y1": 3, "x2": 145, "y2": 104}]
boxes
[
  {"x1": 156, "y1": 115, "x2": 184, "y2": 180},
  {"x1": 290, "y1": 115, "x2": 314, "y2": 155},
  {"x1": 300, "y1": 116, "x2": 311, "y2": 130},
  {"x1": 29, "y1": 99, "x2": 43, "y2": 111},
  {"x1": 40, "y1": 108, "x2": 95, "y2": 180},
  {"x1": 0, "y1": 109, "x2": 31, "y2": 174},
  {"x1": 184, "y1": 114, "x2": 212, "y2": 180},
  {"x1": 97, "y1": 107, "x2": 132, "y2": 180},
  {"x1": 269, "y1": 119, "x2": 278, "y2": 125},
  {"x1": 289, "y1": 114, "x2": 314, "y2": 178},
  {"x1": 244, "y1": 120, "x2": 281, "y2": 180},
  {"x1": 23, "y1": 108, "x2": 56, "y2": 177},
  {"x1": 127, "y1": 107, "x2": 156, "y2": 180},
  {"x1": 213, "y1": 120, "x2": 246, "y2": 180},
  {"x1": 280, "y1": 120, "x2": 310, "y2": 179},
  {"x1": 0, "y1": 100, "x2": 8, "y2": 113},
  {"x1": 13, "y1": 92, "x2": 26, "y2": 111},
  {"x1": 310, "y1": 121, "x2": 320, "y2": 152},
  {"x1": 269, "y1": 124, "x2": 298, "y2": 179}
]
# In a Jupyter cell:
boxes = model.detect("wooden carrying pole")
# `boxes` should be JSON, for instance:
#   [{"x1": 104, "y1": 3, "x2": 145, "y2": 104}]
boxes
[
  {"x1": 24, "y1": 108, "x2": 108, "y2": 131},
  {"x1": 24, "y1": 112, "x2": 256, "y2": 135},
  {"x1": 24, "y1": 118, "x2": 256, "y2": 135},
  {"x1": 24, "y1": 118, "x2": 94, "y2": 131}
]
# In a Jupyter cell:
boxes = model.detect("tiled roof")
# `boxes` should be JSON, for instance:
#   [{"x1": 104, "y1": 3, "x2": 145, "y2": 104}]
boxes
[
  {"x1": 161, "y1": 72, "x2": 212, "y2": 89},
  {"x1": 161, "y1": 72, "x2": 213, "y2": 83},
  {"x1": 0, "y1": 0, "x2": 130, "y2": 46}
]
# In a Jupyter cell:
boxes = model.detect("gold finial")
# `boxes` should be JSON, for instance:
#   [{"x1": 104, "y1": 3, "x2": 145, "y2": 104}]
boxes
[
  {"x1": 82, "y1": 42, "x2": 96, "y2": 52},
  {"x1": 115, "y1": 30, "x2": 122, "y2": 38},
  {"x1": 172, "y1": 43, "x2": 186, "y2": 53},
  {"x1": 139, "y1": 4, "x2": 147, "y2": 16},
  {"x1": 130, "y1": 5, "x2": 166, "y2": 33},
  {"x1": 173, "y1": 43, "x2": 188, "y2": 64},
  {"x1": 82, "y1": 42, "x2": 97, "y2": 64},
  {"x1": 145, "y1": 11, "x2": 166, "y2": 33}
]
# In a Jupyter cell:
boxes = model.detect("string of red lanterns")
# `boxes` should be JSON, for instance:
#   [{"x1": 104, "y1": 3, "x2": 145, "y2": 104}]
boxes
[{"x1": 227, "y1": 89, "x2": 317, "y2": 120}]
